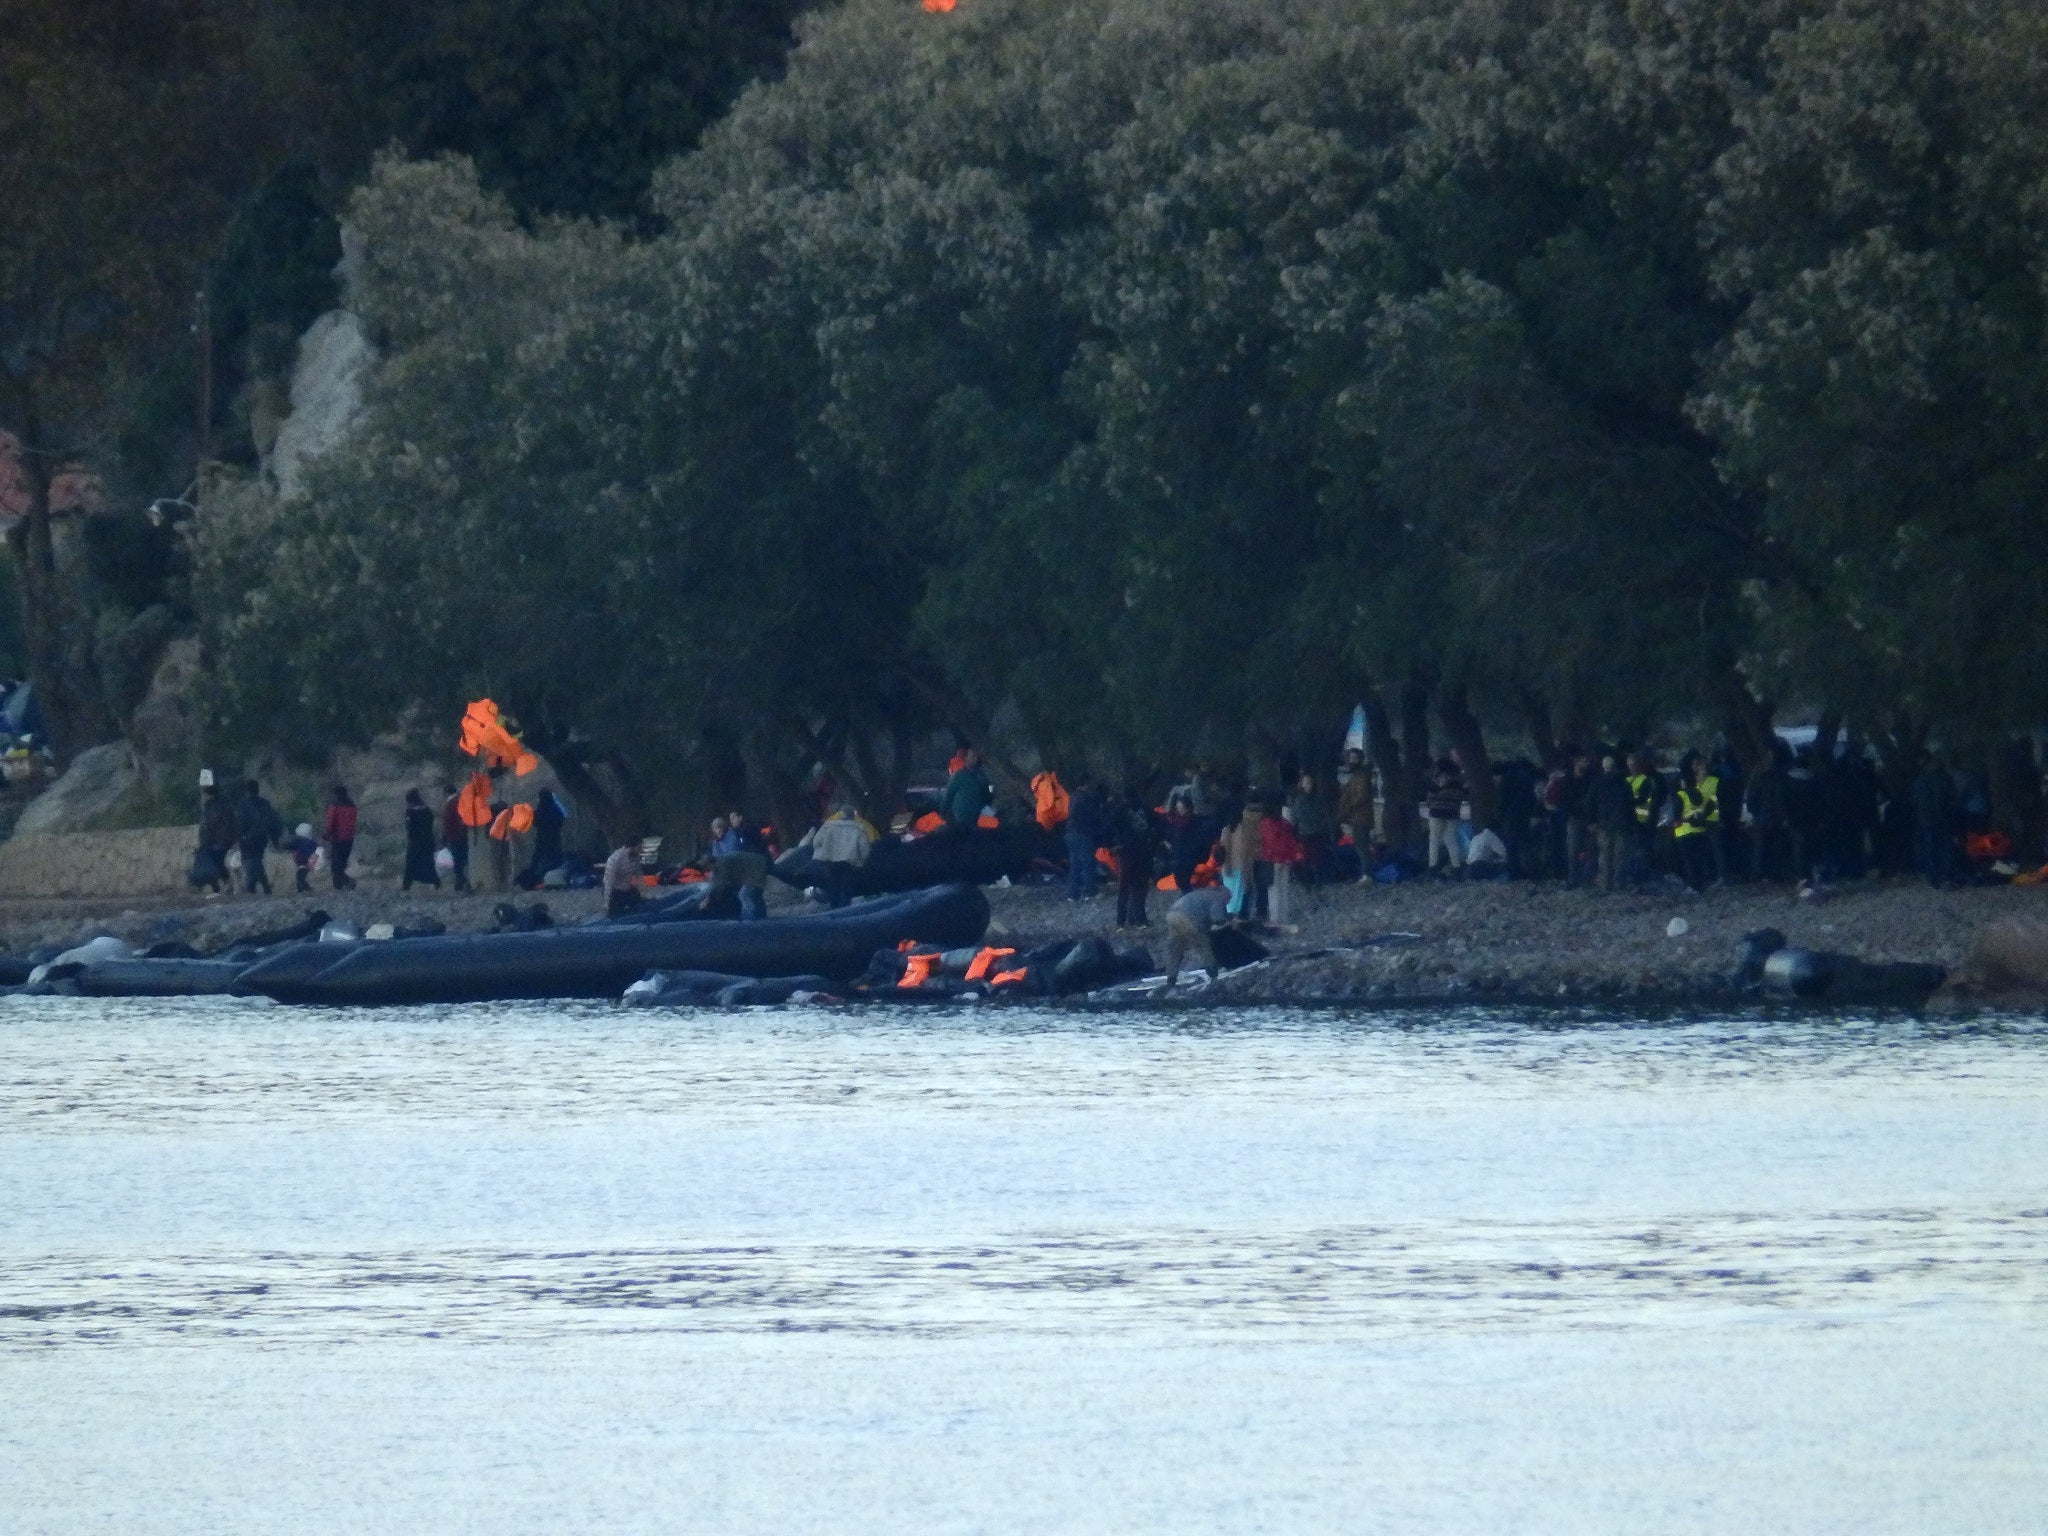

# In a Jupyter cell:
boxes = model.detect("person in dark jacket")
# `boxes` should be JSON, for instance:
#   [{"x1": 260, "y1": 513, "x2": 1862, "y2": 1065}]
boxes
[
  {"x1": 1786, "y1": 749, "x2": 1824, "y2": 883},
  {"x1": 196, "y1": 784, "x2": 236, "y2": 894},
  {"x1": 1494, "y1": 757, "x2": 1538, "y2": 879},
  {"x1": 519, "y1": 789, "x2": 566, "y2": 887},
  {"x1": 1562, "y1": 750, "x2": 1598, "y2": 886},
  {"x1": 234, "y1": 779, "x2": 283, "y2": 895},
  {"x1": 1065, "y1": 778, "x2": 1104, "y2": 901},
  {"x1": 1592, "y1": 756, "x2": 1636, "y2": 891},
  {"x1": 1625, "y1": 752, "x2": 1664, "y2": 880},
  {"x1": 1745, "y1": 747, "x2": 1791, "y2": 882},
  {"x1": 940, "y1": 747, "x2": 993, "y2": 833},
  {"x1": 439, "y1": 782, "x2": 471, "y2": 893},
  {"x1": 322, "y1": 785, "x2": 358, "y2": 890},
  {"x1": 1164, "y1": 793, "x2": 1205, "y2": 892},
  {"x1": 401, "y1": 788, "x2": 440, "y2": 891},
  {"x1": 1912, "y1": 759, "x2": 1958, "y2": 888},
  {"x1": 1112, "y1": 791, "x2": 1158, "y2": 928}
]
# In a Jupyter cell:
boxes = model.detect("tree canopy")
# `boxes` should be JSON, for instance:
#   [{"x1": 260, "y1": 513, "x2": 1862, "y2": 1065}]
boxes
[{"x1": 186, "y1": 0, "x2": 2048, "y2": 837}]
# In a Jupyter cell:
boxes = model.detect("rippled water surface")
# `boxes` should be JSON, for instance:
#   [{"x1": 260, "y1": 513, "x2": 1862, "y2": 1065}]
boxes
[{"x1": 5, "y1": 998, "x2": 2047, "y2": 1532}]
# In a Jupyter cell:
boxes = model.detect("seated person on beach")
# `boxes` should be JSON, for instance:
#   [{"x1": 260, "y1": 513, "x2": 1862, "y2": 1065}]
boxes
[{"x1": 1464, "y1": 826, "x2": 1509, "y2": 880}]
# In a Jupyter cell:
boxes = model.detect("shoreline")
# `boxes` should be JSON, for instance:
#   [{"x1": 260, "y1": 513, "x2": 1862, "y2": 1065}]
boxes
[{"x1": 0, "y1": 861, "x2": 2040, "y2": 1010}]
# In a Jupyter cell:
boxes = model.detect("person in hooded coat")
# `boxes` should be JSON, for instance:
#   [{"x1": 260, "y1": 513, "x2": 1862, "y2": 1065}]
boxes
[{"x1": 401, "y1": 788, "x2": 441, "y2": 891}]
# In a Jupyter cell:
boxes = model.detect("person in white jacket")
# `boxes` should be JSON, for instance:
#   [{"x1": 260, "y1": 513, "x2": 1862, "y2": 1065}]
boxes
[{"x1": 799, "y1": 804, "x2": 877, "y2": 908}]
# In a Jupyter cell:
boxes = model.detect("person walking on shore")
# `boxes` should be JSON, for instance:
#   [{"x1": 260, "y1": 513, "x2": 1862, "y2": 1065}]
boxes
[
  {"x1": 321, "y1": 785, "x2": 358, "y2": 890},
  {"x1": 195, "y1": 785, "x2": 236, "y2": 894},
  {"x1": 439, "y1": 782, "x2": 471, "y2": 893},
  {"x1": 235, "y1": 779, "x2": 283, "y2": 895},
  {"x1": 401, "y1": 789, "x2": 441, "y2": 891}
]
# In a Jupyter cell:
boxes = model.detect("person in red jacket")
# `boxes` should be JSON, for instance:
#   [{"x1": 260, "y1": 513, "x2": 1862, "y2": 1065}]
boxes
[
  {"x1": 321, "y1": 784, "x2": 358, "y2": 890},
  {"x1": 1257, "y1": 797, "x2": 1306, "y2": 926}
]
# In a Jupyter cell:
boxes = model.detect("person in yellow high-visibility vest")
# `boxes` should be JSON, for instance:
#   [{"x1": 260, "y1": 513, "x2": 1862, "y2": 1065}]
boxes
[
  {"x1": 1626, "y1": 751, "x2": 1663, "y2": 880},
  {"x1": 1673, "y1": 753, "x2": 1724, "y2": 889}
]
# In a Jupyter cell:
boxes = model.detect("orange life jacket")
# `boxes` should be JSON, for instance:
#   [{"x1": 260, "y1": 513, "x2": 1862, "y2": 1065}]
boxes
[
  {"x1": 1966, "y1": 830, "x2": 2012, "y2": 862},
  {"x1": 1095, "y1": 847, "x2": 1118, "y2": 876},
  {"x1": 458, "y1": 699, "x2": 539, "y2": 776},
  {"x1": 457, "y1": 772, "x2": 494, "y2": 828},
  {"x1": 898, "y1": 953, "x2": 937, "y2": 989},
  {"x1": 989, "y1": 968, "x2": 1028, "y2": 987},
  {"x1": 509, "y1": 802, "x2": 535, "y2": 834},
  {"x1": 964, "y1": 946, "x2": 1017, "y2": 982},
  {"x1": 912, "y1": 811, "x2": 945, "y2": 835},
  {"x1": 1031, "y1": 771, "x2": 1070, "y2": 831},
  {"x1": 976, "y1": 812, "x2": 999, "y2": 830}
]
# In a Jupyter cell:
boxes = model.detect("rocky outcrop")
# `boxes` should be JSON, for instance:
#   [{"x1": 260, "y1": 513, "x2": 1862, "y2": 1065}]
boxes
[
  {"x1": 269, "y1": 310, "x2": 375, "y2": 501},
  {"x1": 127, "y1": 636, "x2": 203, "y2": 769},
  {"x1": 12, "y1": 742, "x2": 140, "y2": 837}
]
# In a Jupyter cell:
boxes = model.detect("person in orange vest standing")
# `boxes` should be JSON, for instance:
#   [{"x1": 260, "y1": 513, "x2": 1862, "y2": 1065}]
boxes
[{"x1": 321, "y1": 784, "x2": 358, "y2": 891}]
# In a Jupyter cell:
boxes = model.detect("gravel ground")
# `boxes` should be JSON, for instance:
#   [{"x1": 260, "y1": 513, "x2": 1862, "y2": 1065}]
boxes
[{"x1": 981, "y1": 873, "x2": 2041, "y2": 1006}]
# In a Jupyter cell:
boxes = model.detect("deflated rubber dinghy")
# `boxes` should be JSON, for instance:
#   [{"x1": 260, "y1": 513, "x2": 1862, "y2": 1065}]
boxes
[
  {"x1": 236, "y1": 883, "x2": 990, "y2": 1005},
  {"x1": 773, "y1": 826, "x2": 1034, "y2": 898},
  {"x1": 69, "y1": 958, "x2": 251, "y2": 997}
]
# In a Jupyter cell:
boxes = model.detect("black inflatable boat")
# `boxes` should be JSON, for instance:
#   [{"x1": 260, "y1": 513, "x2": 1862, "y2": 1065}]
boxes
[
  {"x1": 773, "y1": 826, "x2": 1034, "y2": 898},
  {"x1": 232, "y1": 883, "x2": 990, "y2": 1006}
]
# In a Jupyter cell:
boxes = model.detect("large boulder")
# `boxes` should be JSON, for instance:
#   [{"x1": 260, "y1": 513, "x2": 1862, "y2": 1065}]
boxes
[
  {"x1": 127, "y1": 635, "x2": 203, "y2": 767},
  {"x1": 12, "y1": 742, "x2": 139, "y2": 837},
  {"x1": 1955, "y1": 918, "x2": 2048, "y2": 1003}
]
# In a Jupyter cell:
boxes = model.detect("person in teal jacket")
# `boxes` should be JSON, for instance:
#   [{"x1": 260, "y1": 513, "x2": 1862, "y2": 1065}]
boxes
[{"x1": 940, "y1": 747, "x2": 993, "y2": 832}]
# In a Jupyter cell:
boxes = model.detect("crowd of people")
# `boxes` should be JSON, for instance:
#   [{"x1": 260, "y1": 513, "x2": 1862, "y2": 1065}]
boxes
[
  {"x1": 190, "y1": 778, "x2": 575, "y2": 899},
  {"x1": 187, "y1": 733, "x2": 2041, "y2": 932},
  {"x1": 1047, "y1": 734, "x2": 2046, "y2": 928}
]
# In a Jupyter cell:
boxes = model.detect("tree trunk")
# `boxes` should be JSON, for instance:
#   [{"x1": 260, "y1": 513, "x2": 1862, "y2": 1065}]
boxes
[
  {"x1": 1438, "y1": 676, "x2": 1499, "y2": 833},
  {"x1": 741, "y1": 727, "x2": 813, "y2": 850},
  {"x1": 1517, "y1": 686, "x2": 1559, "y2": 770},
  {"x1": 904, "y1": 668, "x2": 1032, "y2": 805},
  {"x1": 1988, "y1": 736, "x2": 2044, "y2": 856},
  {"x1": 4, "y1": 413, "x2": 114, "y2": 766}
]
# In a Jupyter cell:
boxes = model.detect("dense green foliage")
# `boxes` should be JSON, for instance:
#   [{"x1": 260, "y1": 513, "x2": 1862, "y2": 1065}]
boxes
[
  {"x1": 0, "y1": 0, "x2": 816, "y2": 763},
  {"x1": 189, "y1": 0, "x2": 2048, "y2": 834}
]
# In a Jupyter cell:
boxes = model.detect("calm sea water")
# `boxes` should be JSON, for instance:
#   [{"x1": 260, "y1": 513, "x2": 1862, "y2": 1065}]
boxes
[{"x1": 4, "y1": 997, "x2": 2046, "y2": 1533}]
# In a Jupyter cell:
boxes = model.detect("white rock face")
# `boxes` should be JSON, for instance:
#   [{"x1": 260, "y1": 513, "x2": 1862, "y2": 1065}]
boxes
[
  {"x1": 270, "y1": 310, "x2": 375, "y2": 501},
  {"x1": 13, "y1": 742, "x2": 139, "y2": 838}
]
